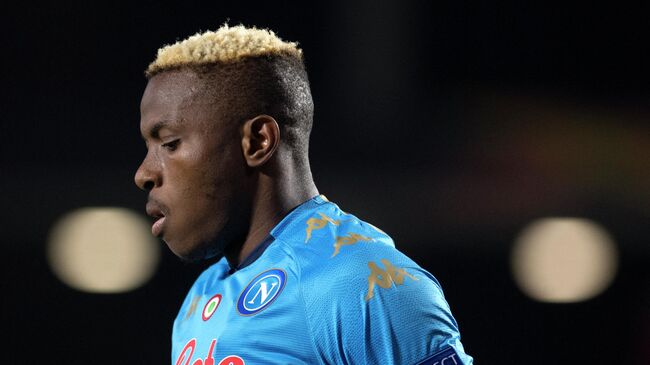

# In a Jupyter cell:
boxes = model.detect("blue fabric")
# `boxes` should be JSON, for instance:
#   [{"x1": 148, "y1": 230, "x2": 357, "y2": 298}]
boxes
[{"x1": 172, "y1": 195, "x2": 473, "y2": 364}]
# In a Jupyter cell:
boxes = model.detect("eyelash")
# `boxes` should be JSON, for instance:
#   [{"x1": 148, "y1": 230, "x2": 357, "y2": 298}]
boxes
[{"x1": 162, "y1": 139, "x2": 180, "y2": 151}]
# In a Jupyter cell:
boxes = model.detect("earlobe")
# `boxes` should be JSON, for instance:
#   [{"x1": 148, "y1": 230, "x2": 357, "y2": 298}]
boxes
[{"x1": 241, "y1": 115, "x2": 280, "y2": 168}]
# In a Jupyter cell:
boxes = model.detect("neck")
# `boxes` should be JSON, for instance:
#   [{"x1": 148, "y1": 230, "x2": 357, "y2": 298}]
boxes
[{"x1": 225, "y1": 169, "x2": 318, "y2": 268}]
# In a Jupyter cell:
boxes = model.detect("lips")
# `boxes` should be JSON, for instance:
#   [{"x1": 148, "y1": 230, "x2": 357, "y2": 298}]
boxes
[
  {"x1": 151, "y1": 216, "x2": 166, "y2": 237},
  {"x1": 146, "y1": 200, "x2": 168, "y2": 237}
]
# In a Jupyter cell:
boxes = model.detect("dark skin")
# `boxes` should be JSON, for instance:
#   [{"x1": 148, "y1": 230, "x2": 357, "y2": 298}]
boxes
[{"x1": 135, "y1": 69, "x2": 318, "y2": 265}]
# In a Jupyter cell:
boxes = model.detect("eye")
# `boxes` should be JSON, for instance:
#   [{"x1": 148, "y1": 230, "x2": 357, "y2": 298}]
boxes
[{"x1": 162, "y1": 139, "x2": 180, "y2": 151}]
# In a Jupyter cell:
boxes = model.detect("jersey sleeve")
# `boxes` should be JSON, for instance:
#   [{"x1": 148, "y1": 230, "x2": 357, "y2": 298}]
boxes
[{"x1": 298, "y1": 244, "x2": 473, "y2": 365}]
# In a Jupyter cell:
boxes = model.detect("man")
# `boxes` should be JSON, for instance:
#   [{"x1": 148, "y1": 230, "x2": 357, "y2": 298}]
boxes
[{"x1": 135, "y1": 24, "x2": 473, "y2": 365}]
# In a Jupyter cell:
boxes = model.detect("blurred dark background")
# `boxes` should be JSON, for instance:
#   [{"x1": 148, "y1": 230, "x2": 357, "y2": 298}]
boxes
[{"x1": 1, "y1": 1, "x2": 649, "y2": 364}]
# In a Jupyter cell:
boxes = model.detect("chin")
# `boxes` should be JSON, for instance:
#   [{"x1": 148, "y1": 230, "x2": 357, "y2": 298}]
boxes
[{"x1": 165, "y1": 237, "x2": 226, "y2": 263}]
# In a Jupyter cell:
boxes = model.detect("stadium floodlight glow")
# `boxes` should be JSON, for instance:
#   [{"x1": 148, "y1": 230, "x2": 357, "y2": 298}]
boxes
[
  {"x1": 47, "y1": 207, "x2": 160, "y2": 293},
  {"x1": 511, "y1": 218, "x2": 618, "y2": 303}
]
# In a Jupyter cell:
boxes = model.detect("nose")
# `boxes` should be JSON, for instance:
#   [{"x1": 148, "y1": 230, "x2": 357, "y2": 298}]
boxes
[{"x1": 134, "y1": 153, "x2": 161, "y2": 191}]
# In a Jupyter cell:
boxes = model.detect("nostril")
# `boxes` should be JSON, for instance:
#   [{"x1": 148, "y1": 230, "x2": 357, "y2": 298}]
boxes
[{"x1": 143, "y1": 181, "x2": 155, "y2": 191}]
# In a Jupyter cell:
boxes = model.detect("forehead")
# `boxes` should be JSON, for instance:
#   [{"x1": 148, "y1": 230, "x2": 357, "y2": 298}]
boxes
[
  {"x1": 139, "y1": 69, "x2": 231, "y2": 139},
  {"x1": 140, "y1": 69, "x2": 205, "y2": 114}
]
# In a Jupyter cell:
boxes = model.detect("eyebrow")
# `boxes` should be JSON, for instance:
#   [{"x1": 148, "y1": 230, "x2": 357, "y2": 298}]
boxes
[{"x1": 143, "y1": 119, "x2": 182, "y2": 140}]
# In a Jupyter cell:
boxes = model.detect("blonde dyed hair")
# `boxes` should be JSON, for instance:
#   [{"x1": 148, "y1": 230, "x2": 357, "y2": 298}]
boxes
[{"x1": 145, "y1": 24, "x2": 303, "y2": 77}]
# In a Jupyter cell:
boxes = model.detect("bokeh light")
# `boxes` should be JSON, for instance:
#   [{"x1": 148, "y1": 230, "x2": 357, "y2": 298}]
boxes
[
  {"x1": 47, "y1": 207, "x2": 160, "y2": 293},
  {"x1": 511, "y1": 218, "x2": 618, "y2": 303}
]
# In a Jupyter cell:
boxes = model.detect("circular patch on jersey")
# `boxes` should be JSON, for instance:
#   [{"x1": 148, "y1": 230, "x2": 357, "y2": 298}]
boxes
[
  {"x1": 237, "y1": 268, "x2": 286, "y2": 316},
  {"x1": 202, "y1": 294, "x2": 222, "y2": 321}
]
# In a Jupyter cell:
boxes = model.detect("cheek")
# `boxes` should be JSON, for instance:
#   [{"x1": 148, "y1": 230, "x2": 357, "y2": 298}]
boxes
[
  {"x1": 206, "y1": 140, "x2": 247, "y2": 182},
  {"x1": 186, "y1": 142, "x2": 247, "y2": 203}
]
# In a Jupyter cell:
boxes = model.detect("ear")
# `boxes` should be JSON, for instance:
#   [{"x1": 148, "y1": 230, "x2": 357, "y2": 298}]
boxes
[{"x1": 240, "y1": 115, "x2": 281, "y2": 168}]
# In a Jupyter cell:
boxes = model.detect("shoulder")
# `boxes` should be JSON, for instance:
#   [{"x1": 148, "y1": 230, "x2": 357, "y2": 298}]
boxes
[
  {"x1": 278, "y1": 199, "x2": 396, "y2": 260},
  {"x1": 271, "y1": 196, "x2": 447, "y2": 314},
  {"x1": 292, "y1": 212, "x2": 442, "y2": 309},
  {"x1": 276, "y1": 199, "x2": 427, "y2": 290},
  {"x1": 277, "y1": 202, "x2": 470, "y2": 363}
]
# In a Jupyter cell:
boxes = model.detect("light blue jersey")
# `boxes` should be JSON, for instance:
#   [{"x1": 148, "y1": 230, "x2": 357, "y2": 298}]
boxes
[{"x1": 172, "y1": 195, "x2": 473, "y2": 365}]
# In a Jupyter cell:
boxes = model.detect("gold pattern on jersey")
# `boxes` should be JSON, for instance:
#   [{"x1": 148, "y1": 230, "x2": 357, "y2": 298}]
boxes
[
  {"x1": 366, "y1": 259, "x2": 418, "y2": 301},
  {"x1": 331, "y1": 233, "x2": 372, "y2": 257},
  {"x1": 184, "y1": 295, "x2": 201, "y2": 320},
  {"x1": 305, "y1": 213, "x2": 340, "y2": 243}
]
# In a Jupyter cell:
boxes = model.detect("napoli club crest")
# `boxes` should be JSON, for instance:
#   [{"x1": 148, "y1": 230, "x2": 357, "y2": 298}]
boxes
[{"x1": 237, "y1": 268, "x2": 287, "y2": 315}]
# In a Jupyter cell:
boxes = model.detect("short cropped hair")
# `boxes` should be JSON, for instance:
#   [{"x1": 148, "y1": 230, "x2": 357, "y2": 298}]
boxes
[{"x1": 145, "y1": 25, "x2": 314, "y2": 161}]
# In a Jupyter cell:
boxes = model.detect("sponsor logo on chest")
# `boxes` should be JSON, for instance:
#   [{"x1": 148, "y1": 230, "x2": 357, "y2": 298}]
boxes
[
  {"x1": 237, "y1": 268, "x2": 287, "y2": 315},
  {"x1": 175, "y1": 338, "x2": 244, "y2": 365}
]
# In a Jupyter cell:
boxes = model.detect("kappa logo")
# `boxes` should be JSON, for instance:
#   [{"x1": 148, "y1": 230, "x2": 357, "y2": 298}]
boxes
[
  {"x1": 305, "y1": 213, "x2": 341, "y2": 243},
  {"x1": 237, "y1": 269, "x2": 287, "y2": 316},
  {"x1": 366, "y1": 258, "x2": 419, "y2": 301},
  {"x1": 331, "y1": 232, "x2": 373, "y2": 257},
  {"x1": 202, "y1": 294, "x2": 222, "y2": 321},
  {"x1": 184, "y1": 296, "x2": 201, "y2": 321}
]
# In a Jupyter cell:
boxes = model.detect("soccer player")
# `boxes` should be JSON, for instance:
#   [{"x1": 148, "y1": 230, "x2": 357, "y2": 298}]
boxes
[{"x1": 135, "y1": 24, "x2": 473, "y2": 365}]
